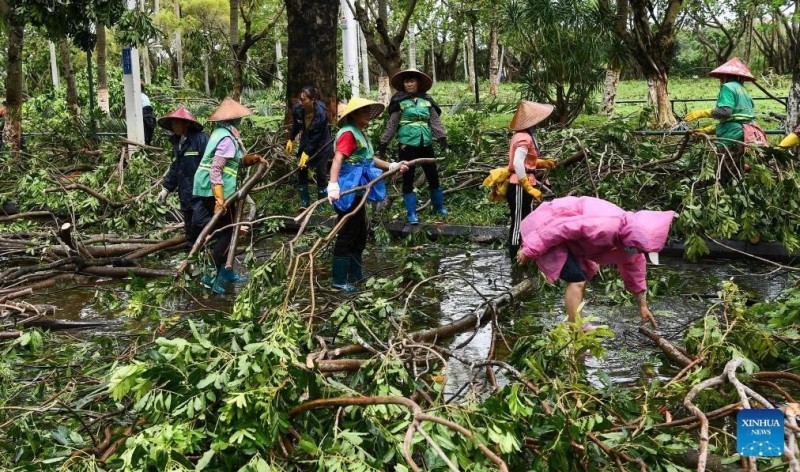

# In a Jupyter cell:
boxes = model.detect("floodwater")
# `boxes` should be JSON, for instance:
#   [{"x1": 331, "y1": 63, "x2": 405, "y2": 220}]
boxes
[
  {"x1": 427, "y1": 248, "x2": 792, "y2": 396},
  {"x1": 12, "y1": 245, "x2": 794, "y2": 391}
]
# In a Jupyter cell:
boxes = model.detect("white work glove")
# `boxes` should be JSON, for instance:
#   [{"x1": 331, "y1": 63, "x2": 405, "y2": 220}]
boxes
[
  {"x1": 388, "y1": 162, "x2": 401, "y2": 172},
  {"x1": 327, "y1": 182, "x2": 340, "y2": 204},
  {"x1": 157, "y1": 187, "x2": 169, "y2": 204}
]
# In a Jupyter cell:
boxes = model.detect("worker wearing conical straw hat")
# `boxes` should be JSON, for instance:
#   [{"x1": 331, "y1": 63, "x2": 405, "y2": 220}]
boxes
[
  {"x1": 506, "y1": 100, "x2": 558, "y2": 260},
  {"x1": 378, "y1": 69, "x2": 448, "y2": 224},
  {"x1": 157, "y1": 106, "x2": 209, "y2": 247},
  {"x1": 327, "y1": 97, "x2": 410, "y2": 293},
  {"x1": 192, "y1": 97, "x2": 268, "y2": 294},
  {"x1": 683, "y1": 57, "x2": 766, "y2": 148}
]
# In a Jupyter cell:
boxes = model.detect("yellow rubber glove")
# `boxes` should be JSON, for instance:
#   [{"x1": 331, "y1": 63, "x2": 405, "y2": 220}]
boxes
[
  {"x1": 299, "y1": 152, "x2": 310, "y2": 168},
  {"x1": 518, "y1": 178, "x2": 542, "y2": 202},
  {"x1": 285, "y1": 140, "x2": 294, "y2": 155},
  {"x1": 684, "y1": 109, "x2": 713, "y2": 122},
  {"x1": 212, "y1": 184, "x2": 226, "y2": 214},
  {"x1": 779, "y1": 133, "x2": 800, "y2": 148},
  {"x1": 536, "y1": 159, "x2": 557, "y2": 170},
  {"x1": 696, "y1": 124, "x2": 717, "y2": 135}
]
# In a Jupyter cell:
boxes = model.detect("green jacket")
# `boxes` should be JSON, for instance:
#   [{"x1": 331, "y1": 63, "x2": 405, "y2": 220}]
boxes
[
  {"x1": 715, "y1": 81, "x2": 755, "y2": 143},
  {"x1": 193, "y1": 126, "x2": 244, "y2": 198},
  {"x1": 397, "y1": 97, "x2": 433, "y2": 147}
]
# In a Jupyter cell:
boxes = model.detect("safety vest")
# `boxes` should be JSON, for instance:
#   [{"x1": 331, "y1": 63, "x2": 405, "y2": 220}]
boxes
[
  {"x1": 397, "y1": 97, "x2": 433, "y2": 147},
  {"x1": 337, "y1": 123, "x2": 373, "y2": 164},
  {"x1": 717, "y1": 81, "x2": 755, "y2": 123},
  {"x1": 333, "y1": 123, "x2": 384, "y2": 212},
  {"x1": 193, "y1": 126, "x2": 244, "y2": 199}
]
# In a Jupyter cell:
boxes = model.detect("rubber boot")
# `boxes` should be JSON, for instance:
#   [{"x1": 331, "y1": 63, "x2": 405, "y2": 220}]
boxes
[
  {"x1": 331, "y1": 256, "x2": 358, "y2": 293},
  {"x1": 430, "y1": 188, "x2": 448, "y2": 216},
  {"x1": 201, "y1": 270, "x2": 226, "y2": 295},
  {"x1": 298, "y1": 185, "x2": 310, "y2": 208},
  {"x1": 348, "y1": 253, "x2": 364, "y2": 284},
  {"x1": 403, "y1": 193, "x2": 419, "y2": 225},
  {"x1": 218, "y1": 267, "x2": 247, "y2": 283}
]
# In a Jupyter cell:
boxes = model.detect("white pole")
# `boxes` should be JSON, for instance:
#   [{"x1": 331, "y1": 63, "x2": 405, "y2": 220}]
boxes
[
  {"x1": 340, "y1": 0, "x2": 359, "y2": 97},
  {"x1": 359, "y1": 24, "x2": 370, "y2": 92},
  {"x1": 124, "y1": 0, "x2": 145, "y2": 145},
  {"x1": 49, "y1": 42, "x2": 60, "y2": 89}
]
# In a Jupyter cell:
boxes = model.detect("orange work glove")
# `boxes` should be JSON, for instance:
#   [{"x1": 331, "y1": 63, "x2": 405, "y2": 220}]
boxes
[
  {"x1": 517, "y1": 178, "x2": 542, "y2": 202},
  {"x1": 536, "y1": 159, "x2": 557, "y2": 170},
  {"x1": 242, "y1": 153, "x2": 267, "y2": 166},
  {"x1": 212, "y1": 184, "x2": 226, "y2": 213}
]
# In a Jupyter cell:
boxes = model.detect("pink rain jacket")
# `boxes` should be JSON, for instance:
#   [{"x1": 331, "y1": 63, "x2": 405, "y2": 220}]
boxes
[{"x1": 519, "y1": 197, "x2": 675, "y2": 294}]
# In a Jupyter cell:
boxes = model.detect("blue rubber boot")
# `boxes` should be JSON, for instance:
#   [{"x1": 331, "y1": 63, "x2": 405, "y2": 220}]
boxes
[
  {"x1": 332, "y1": 256, "x2": 358, "y2": 293},
  {"x1": 298, "y1": 185, "x2": 310, "y2": 208},
  {"x1": 218, "y1": 267, "x2": 248, "y2": 283},
  {"x1": 348, "y1": 253, "x2": 364, "y2": 284},
  {"x1": 403, "y1": 193, "x2": 419, "y2": 225},
  {"x1": 431, "y1": 188, "x2": 448, "y2": 216},
  {"x1": 201, "y1": 272, "x2": 226, "y2": 295}
]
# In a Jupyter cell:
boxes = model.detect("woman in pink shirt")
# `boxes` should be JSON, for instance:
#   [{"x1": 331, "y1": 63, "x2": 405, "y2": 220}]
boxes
[{"x1": 517, "y1": 196, "x2": 675, "y2": 327}]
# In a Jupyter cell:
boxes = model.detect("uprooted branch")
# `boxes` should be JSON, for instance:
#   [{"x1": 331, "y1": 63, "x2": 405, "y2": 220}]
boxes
[{"x1": 289, "y1": 395, "x2": 508, "y2": 471}]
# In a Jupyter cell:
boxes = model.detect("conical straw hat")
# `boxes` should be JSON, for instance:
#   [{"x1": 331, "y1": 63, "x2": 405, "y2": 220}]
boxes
[
  {"x1": 208, "y1": 97, "x2": 253, "y2": 122},
  {"x1": 337, "y1": 97, "x2": 385, "y2": 126},
  {"x1": 508, "y1": 101, "x2": 554, "y2": 131},
  {"x1": 158, "y1": 106, "x2": 203, "y2": 132},
  {"x1": 709, "y1": 57, "x2": 754, "y2": 82},
  {"x1": 390, "y1": 69, "x2": 434, "y2": 93}
]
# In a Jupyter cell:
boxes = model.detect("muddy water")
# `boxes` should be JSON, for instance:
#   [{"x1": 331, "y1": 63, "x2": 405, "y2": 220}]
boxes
[
  {"x1": 18, "y1": 246, "x2": 792, "y2": 391},
  {"x1": 429, "y1": 249, "x2": 792, "y2": 396}
]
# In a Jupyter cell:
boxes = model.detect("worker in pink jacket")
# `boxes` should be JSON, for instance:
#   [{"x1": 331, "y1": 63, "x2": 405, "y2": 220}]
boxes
[{"x1": 516, "y1": 196, "x2": 675, "y2": 328}]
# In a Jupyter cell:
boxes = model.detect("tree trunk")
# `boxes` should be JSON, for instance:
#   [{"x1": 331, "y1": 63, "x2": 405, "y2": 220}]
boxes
[
  {"x1": 174, "y1": 0, "x2": 184, "y2": 88},
  {"x1": 59, "y1": 38, "x2": 79, "y2": 120},
  {"x1": 408, "y1": 23, "x2": 416, "y2": 69},
  {"x1": 359, "y1": 25, "x2": 370, "y2": 92},
  {"x1": 3, "y1": 22, "x2": 24, "y2": 153},
  {"x1": 140, "y1": 0, "x2": 151, "y2": 84},
  {"x1": 646, "y1": 72, "x2": 675, "y2": 128},
  {"x1": 49, "y1": 42, "x2": 60, "y2": 89},
  {"x1": 96, "y1": 26, "x2": 109, "y2": 114},
  {"x1": 788, "y1": 30, "x2": 800, "y2": 130},
  {"x1": 462, "y1": 39, "x2": 468, "y2": 81},
  {"x1": 488, "y1": 21, "x2": 499, "y2": 98},
  {"x1": 284, "y1": 0, "x2": 338, "y2": 126},
  {"x1": 430, "y1": 33, "x2": 436, "y2": 82},
  {"x1": 230, "y1": 0, "x2": 242, "y2": 100},
  {"x1": 204, "y1": 53, "x2": 211, "y2": 95},
  {"x1": 601, "y1": 67, "x2": 620, "y2": 115},
  {"x1": 351, "y1": 0, "x2": 417, "y2": 80},
  {"x1": 378, "y1": 70, "x2": 390, "y2": 105},
  {"x1": 465, "y1": 33, "x2": 476, "y2": 93}
]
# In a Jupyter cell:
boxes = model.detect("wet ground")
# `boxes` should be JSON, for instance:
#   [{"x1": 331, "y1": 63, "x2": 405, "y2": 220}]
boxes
[{"x1": 18, "y1": 244, "x2": 794, "y2": 393}]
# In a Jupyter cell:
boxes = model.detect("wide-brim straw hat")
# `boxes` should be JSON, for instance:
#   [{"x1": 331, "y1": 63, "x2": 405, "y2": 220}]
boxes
[
  {"x1": 390, "y1": 69, "x2": 434, "y2": 93},
  {"x1": 337, "y1": 97, "x2": 385, "y2": 126},
  {"x1": 709, "y1": 57, "x2": 755, "y2": 82},
  {"x1": 208, "y1": 97, "x2": 252, "y2": 122},
  {"x1": 508, "y1": 101, "x2": 555, "y2": 131},
  {"x1": 157, "y1": 106, "x2": 203, "y2": 132}
]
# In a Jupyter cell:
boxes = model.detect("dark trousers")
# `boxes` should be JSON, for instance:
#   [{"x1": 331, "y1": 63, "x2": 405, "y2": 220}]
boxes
[
  {"x1": 297, "y1": 154, "x2": 329, "y2": 188},
  {"x1": 506, "y1": 183, "x2": 535, "y2": 259},
  {"x1": 398, "y1": 144, "x2": 440, "y2": 194},
  {"x1": 143, "y1": 106, "x2": 156, "y2": 146},
  {"x1": 333, "y1": 202, "x2": 367, "y2": 258},
  {"x1": 192, "y1": 196, "x2": 234, "y2": 269}
]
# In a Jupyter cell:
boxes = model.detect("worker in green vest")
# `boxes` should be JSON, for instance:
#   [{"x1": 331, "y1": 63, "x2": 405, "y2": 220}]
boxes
[
  {"x1": 379, "y1": 69, "x2": 448, "y2": 224},
  {"x1": 192, "y1": 97, "x2": 267, "y2": 294},
  {"x1": 684, "y1": 57, "x2": 767, "y2": 148}
]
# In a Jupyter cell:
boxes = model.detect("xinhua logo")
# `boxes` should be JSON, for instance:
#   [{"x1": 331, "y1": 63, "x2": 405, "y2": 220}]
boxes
[{"x1": 736, "y1": 409, "x2": 784, "y2": 457}]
